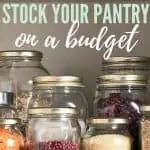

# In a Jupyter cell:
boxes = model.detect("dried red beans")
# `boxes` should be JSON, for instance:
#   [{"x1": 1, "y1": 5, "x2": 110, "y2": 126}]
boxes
[{"x1": 31, "y1": 140, "x2": 78, "y2": 150}]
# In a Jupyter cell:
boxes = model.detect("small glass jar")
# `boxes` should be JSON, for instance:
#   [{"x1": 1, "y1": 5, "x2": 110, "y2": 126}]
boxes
[
  {"x1": 29, "y1": 76, "x2": 88, "y2": 135},
  {"x1": 140, "y1": 105, "x2": 150, "y2": 150},
  {"x1": 82, "y1": 118, "x2": 132, "y2": 150},
  {"x1": 0, "y1": 119, "x2": 24, "y2": 150},
  {"x1": 0, "y1": 51, "x2": 49, "y2": 122},
  {"x1": 102, "y1": 56, "x2": 150, "y2": 75},
  {"x1": 27, "y1": 108, "x2": 81, "y2": 150},
  {"x1": 94, "y1": 75, "x2": 148, "y2": 150}
]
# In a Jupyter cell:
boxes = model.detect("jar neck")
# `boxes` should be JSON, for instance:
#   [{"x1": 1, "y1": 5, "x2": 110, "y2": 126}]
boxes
[
  {"x1": 0, "y1": 124, "x2": 16, "y2": 129},
  {"x1": 89, "y1": 123, "x2": 129, "y2": 132},
  {"x1": 2, "y1": 58, "x2": 42, "y2": 67},
  {"x1": 97, "y1": 85, "x2": 148, "y2": 92},
  {"x1": 33, "y1": 86, "x2": 83, "y2": 93},
  {"x1": 29, "y1": 114, "x2": 77, "y2": 119}
]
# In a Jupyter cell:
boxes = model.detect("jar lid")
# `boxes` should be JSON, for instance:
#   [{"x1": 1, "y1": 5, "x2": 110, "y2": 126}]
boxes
[
  {"x1": 88, "y1": 118, "x2": 129, "y2": 125},
  {"x1": 0, "y1": 119, "x2": 20, "y2": 125},
  {"x1": 97, "y1": 75, "x2": 147, "y2": 86},
  {"x1": 33, "y1": 76, "x2": 84, "y2": 87},
  {"x1": 103, "y1": 56, "x2": 150, "y2": 64},
  {"x1": 140, "y1": 105, "x2": 150, "y2": 112},
  {"x1": 0, "y1": 50, "x2": 42, "y2": 59},
  {"x1": 0, "y1": 92, "x2": 14, "y2": 106},
  {"x1": 28, "y1": 108, "x2": 79, "y2": 116}
]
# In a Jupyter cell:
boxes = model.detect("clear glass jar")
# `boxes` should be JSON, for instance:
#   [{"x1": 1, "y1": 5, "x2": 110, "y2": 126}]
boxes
[
  {"x1": 29, "y1": 76, "x2": 88, "y2": 135},
  {"x1": 82, "y1": 118, "x2": 132, "y2": 150},
  {"x1": 0, "y1": 119, "x2": 24, "y2": 150},
  {"x1": 102, "y1": 56, "x2": 150, "y2": 75},
  {"x1": 0, "y1": 51, "x2": 49, "y2": 122},
  {"x1": 27, "y1": 108, "x2": 81, "y2": 150},
  {"x1": 94, "y1": 75, "x2": 148, "y2": 150},
  {"x1": 140, "y1": 105, "x2": 150, "y2": 150}
]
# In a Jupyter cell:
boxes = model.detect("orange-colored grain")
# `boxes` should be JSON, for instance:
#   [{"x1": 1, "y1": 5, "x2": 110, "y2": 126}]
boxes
[{"x1": 0, "y1": 128, "x2": 23, "y2": 150}]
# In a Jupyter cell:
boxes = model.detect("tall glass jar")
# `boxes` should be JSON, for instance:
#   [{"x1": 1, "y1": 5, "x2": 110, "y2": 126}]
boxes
[
  {"x1": 94, "y1": 75, "x2": 148, "y2": 150},
  {"x1": 0, "y1": 119, "x2": 24, "y2": 150},
  {"x1": 140, "y1": 105, "x2": 150, "y2": 150},
  {"x1": 29, "y1": 76, "x2": 88, "y2": 135},
  {"x1": 27, "y1": 108, "x2": 81, "y2": 150},
  {"x1": 82, "y1": 118, "x2": 132, "y2": 150},
  {"x1": 0, "y1": 50, "x2": 49, "y2": 122},
  {"x1": 102, "y1": 56, "x2": 150, "y2": 75}
]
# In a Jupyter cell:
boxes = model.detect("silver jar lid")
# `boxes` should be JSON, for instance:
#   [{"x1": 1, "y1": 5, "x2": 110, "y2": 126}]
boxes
[
  {"x1": 103, "y1": 56, "x2": 150, "y2": 64},
  {"x1": 140, "y1": 105, "x2": 150, "y2": 112},
  {"x1": 0, "y1": 92, "x2": 13, "y2": 106},
  {"x1": 97, "y1": 75, "x2": 147, "y2": 86},
  {"x1": 0, "y1": 50, "x2": 42, "y2": 59},
  {"x1": 88, "y1": 118, "x2": 129, "y2": 125},
  {"x1": 0, "y1": 119, "x2": 19, "y2": 125},
  {"x1": 28, "y1": 108, "x2": 79, "y2": 117},
  {"x1": 33, "y1": 76, "x2": 84, "y2": 87}
]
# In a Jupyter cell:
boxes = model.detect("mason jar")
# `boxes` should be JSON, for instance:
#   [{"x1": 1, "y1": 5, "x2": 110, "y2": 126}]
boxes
[
  {"x1": 140, "y1": 105, "x2": 150, "y2": 150},
  {"x1": 27, "y1": 108, "x2": 81, "y2": 150},
  {"x1": 29, "y1": 76, "x2": 88, "y2": 135},
  {"x1": 0, "y1": 119, "x2": 24, "y2": 150},
  {"x1": 0, "y1": 50, "x2": 49, "y2": 122},
  {"x1": 102, "y1": 56, "x2": 150, "y2": 75},
  {"x1": 82, "y1": 118, "x2": 132, "y2": 150},
  {"x1": 94, "y1": 75, "x2": 148, "y2": 150}
]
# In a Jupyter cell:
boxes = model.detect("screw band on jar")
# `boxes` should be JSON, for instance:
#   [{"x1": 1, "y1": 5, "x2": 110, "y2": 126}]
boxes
[
  {"x1": 88, "y1": 118, "x2": 130, "y2": 125},
  {"x1": 102, "y1": 56, "x2": 150, "y2": 64},
  {"x1": 140, "y1": 105, "x2": 150, "y2": 116},
  {"x1": 32, "y1": 76, "x2": 84, "y2": 87},
  {"x1": 96, "y1": 75, "x2": 148, "y2": 87},
  {"x1": 28, "y1": 108, "x2": 79, "y2": 117},
  {"x1": 0, "y1": 119, "x2": 20, "y2": 125},
  {"x1": 0, "y1": 50, "x2": 43, "y2": 60}
]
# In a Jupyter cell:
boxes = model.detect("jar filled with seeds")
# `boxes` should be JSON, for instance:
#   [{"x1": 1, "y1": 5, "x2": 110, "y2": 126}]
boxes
[
  {"x1": 26, "y1": 108, "x2": 81, "y2": 150},
  {"x1": 0, "y1": 119, "x2": 24, "y2": 150},
  {"x1": 29, "y1": 76, "x2": 88, "y2": 135},
  {"x1": 82, "y1": 118, "x2": 132, "y2": 150},
  {"x1": 94, "y1": 75, "x2": 148, "y2": 150},
  {"x1": 140, "y1": 105, "x2": 150, "y2": 150},
  {"x1": 0, "y1": 51, "x2": 49, "y2": 123}
]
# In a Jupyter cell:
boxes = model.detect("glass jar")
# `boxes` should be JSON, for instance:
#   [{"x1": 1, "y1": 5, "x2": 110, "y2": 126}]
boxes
[
  {"x1": 0, "y1": 92, "x2": 16, "y2": 118},
  {"x1": 27, "y1": 108, "x2": 81, "y2": 150},
  {"x1": 102, "y1": 56, "x2": 150, "y2": 75},
  {"x1": 140, "y1": 105, "x2": 150, "y2": 150},
  {"x1": 82, "y1": 118, "x2": 132, "y2": 150},
  {"x1": 29, "y1": 76, "x2": 88, "y2": 135},
  {"x1": 94, "y1": 75, "x2": 148, "y2": 150},
  {"x1": 0, "y1": 51, "x2": 49, "y2": 122},
  {"x1": 0, "y1": 60, "x2": 13, "y2": 92},
  {"x1": 0, "y1": 119, "x2": 24, "y2": 150}
]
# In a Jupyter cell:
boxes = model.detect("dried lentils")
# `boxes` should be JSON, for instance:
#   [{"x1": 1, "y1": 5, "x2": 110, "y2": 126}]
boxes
[{"x1": 141, "y1": 119, "x2": 150, "y2": 150}]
